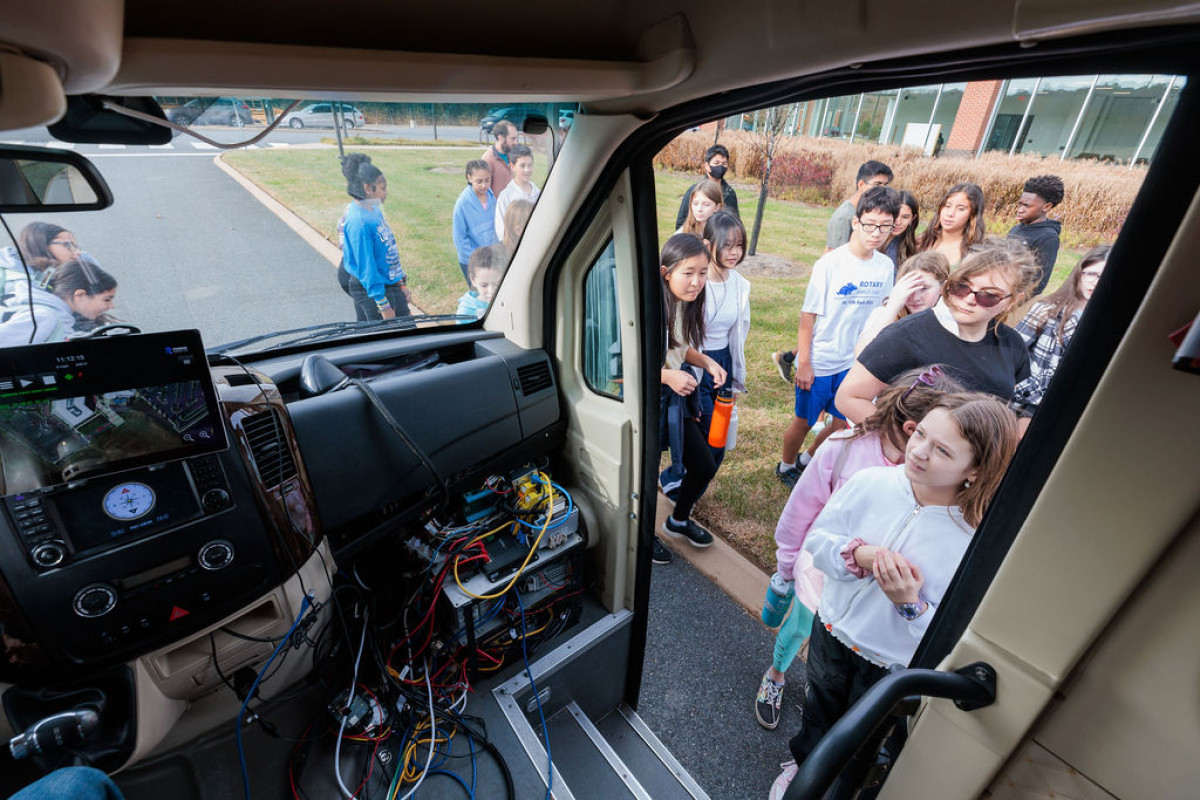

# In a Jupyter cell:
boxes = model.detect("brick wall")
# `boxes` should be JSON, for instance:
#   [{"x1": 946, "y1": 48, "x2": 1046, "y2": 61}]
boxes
[{"x1": 944, "y1": 80, "x2": 1003, "y2": 158}]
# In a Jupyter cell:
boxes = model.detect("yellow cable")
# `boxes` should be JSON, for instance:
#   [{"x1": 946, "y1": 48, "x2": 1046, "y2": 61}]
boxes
[{"x1": 452, "y1": 482, "x2": 555, "y2": 600}]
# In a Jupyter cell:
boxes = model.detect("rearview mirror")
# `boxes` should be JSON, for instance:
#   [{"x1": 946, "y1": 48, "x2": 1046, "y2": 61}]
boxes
[{"x1": 0, "y1": 145, "x2": 113, "y2": 213}]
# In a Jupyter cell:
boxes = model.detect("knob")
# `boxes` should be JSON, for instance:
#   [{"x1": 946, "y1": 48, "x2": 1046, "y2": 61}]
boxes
[
  {"x1": 73, "y1": 584, "x2": 117, "y2": 618},
  {"x1": 31, "y1": 541, "x2": 66, "y2": 568},
  {"x1": 202, "y1": 488, "x2": 231, "y2": 513},
  {"x1": 198, "y1": 540, "x2": 235, "y2": 571}
]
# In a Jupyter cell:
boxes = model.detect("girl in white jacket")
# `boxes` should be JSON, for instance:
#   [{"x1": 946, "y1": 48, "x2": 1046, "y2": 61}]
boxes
[{"x1": 770, "y1": 394, "x2": 1018, "y2": 799}]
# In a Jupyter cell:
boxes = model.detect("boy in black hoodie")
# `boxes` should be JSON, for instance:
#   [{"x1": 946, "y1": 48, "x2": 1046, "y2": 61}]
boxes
[{"x1": 1008, "y1": 174, "x2": 1064, "y2": 296}]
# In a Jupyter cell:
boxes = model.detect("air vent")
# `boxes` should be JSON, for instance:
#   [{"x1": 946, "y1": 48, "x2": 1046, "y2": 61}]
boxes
[
  {"x1": 240, "y1": 409, "x2": 298, "y2": 489},
  {"x1": 517, "y1": 361, "x2": 553, "y2": 395}
]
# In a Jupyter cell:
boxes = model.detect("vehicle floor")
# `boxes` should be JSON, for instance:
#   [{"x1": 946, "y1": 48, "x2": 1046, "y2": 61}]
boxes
[
  {"x1": 110, "y1": 554, "x2": 798, "y2": 800},
  {"x1": 639, "y1": 551, "x2": 804, "y2": 800}
]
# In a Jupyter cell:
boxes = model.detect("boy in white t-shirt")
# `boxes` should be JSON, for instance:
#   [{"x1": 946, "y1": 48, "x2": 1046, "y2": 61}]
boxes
[
  {"x1": 776, "y1": 186, "x2": 898, "y2": 487},
  {"x1": 495, "y1": 144, "x2": 541, "y2": 240}
]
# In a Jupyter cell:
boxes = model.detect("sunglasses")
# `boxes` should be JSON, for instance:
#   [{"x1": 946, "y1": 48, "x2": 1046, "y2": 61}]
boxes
[
  {"x1": 946, "y1": 281, "x2": 1011, "y2": 309},
  {"x1": 50, "y1": 239, "x2": 80, "y2": 251},
  {"x1": 900, "y1": 365, "x2": 945, "y2": 401}
]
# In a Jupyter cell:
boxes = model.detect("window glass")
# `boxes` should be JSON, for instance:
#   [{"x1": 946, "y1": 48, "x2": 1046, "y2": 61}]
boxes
[
  {"x1": 581, "y1": 240, "x2": 622, "y2": 398},
  {"x1": 0, "y1": 98, "x2": 561, "y2": 355}
]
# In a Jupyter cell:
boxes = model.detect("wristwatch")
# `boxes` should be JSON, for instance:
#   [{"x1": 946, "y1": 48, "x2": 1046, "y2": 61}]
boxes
[{"x1": 895, "y1": 601, "x2": 927, "y2": 621}]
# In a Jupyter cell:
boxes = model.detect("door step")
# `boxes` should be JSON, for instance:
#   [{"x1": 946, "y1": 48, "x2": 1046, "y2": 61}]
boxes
[{"x1": 493, "y1": 610, "x2": 710, "y2": 799}]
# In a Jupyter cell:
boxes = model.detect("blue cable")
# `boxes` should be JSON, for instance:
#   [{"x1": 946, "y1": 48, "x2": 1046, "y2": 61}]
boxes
[
  {"x1": 515, "y1": 588, "x2": 552, "y2": 800},
  {"x1": 424, "y1": 770, "x2": 474, "y2": 798},
  {"x1": 516, "y1": 480, "x2": 574, "y2": 531},
  {"x1": 237, "y1": 592, "x2": 313, "y2": 800}
]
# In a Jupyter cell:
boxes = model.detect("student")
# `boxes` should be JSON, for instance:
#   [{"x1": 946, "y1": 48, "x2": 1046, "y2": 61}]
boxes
[
  {"x1": 501, "y1": 199, "x2": 534, "y2": 256},
  {"x1": 769, "y1": 394, "x2": 1019, "y2": 799},
  {"x1": 494, "y1": 144, "x2": 540, "y2": 240},
  {"x1": 1008, "y1": 174, "x2": 1065, "y2": 296},
  {"x1": 1, "y1": 222, "x2": 83, "y2": 291},
  {"x1": 755, "y1": 367, "x2": 963, "y2": 731},
  {"x1": 1012, "y1": 244, "x2": 1110, "y2": 415},
  {"x1": 699, "y1": 211, "x2": 750, "y2": 459},
  {"x1": 673, "y1": 144, "x2": 740, "y2": 229},
  {"x1": 456, "y1": 244, "x2": 508, "y2": 319},
  {"x1": 654, "y1": 233, "x2": 728, "y2": 565},
  {"x1": 776, "y1": 186, "x2": 898, "y2": 488},
  {"x1": 919, "y1": 182, "x2": 987, "y2": 265},
  {"x1": 825, "y1": 161, "x2": 894, "y2": 253},
  {"x1": 339, "y1": 153, "x2": 411, "y2": 321},
  {"x1": 836, "y1": 238, "x2": 1040, "y2": 425},
  {"x1": 880, "y1": 191, "x2": 919, "y2": 269},
  {"x1": 771, "y1": 162, "x2": 896, "y2": 383},
  {"x1": 0, "y1": 255, "x2": 117, "y2": 346},
  {"x1": 677, "y1": 179, "x2": 723, "y2": 237},
  {"x1": 483, "y1": 119, "x2": 518, "y2": 194},
  {"x1": 854, "y1": 251, "x2": 950, "y2": 355},
  {"x1": 453, "y1": 159, "x2": 499, "y2": 284}
]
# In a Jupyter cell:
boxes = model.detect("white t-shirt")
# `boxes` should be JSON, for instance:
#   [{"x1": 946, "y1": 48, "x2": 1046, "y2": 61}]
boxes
[
  {"x1": 802, "y1": 245, "x2": 894, "y2": 376},
  {"x1": 701, "y1": 278, "x2": 740, "y2": 350},
  {"x1": 495, "y1": 181, "x2": 541, "y2": 240}
]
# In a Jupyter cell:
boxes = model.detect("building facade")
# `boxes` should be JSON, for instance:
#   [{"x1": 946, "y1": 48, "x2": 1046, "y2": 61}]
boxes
[{"x1": 730, "y1": 74, "x2": 1184, "y2": 166}]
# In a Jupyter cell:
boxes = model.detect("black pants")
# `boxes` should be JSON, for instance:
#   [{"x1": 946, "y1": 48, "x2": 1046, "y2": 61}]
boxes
[
  {"x1": 348, "y1": 277, "x2": 411, "y2": 322},
  {"x1": 673, "y1": 416, "x2": 718, "y2": 521},
  {"x1": 789, "y1": 614, "x2": 889, "y2": 764}
]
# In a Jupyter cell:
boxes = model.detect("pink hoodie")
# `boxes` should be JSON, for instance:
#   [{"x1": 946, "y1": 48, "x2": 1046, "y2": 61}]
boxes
[{"x1": 774, "y1": 431, "x2": 898, "y2": 611}]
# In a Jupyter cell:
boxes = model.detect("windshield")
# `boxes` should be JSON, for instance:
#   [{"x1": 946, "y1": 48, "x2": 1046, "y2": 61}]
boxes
[{"x1": 0, "y1": 97, "x2": 571, "y2": 354}]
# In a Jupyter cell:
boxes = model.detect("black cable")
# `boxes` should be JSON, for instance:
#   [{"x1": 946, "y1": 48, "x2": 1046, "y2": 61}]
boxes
[
  {"x1": 210, "y1": 633, "x2": 240, "y2": 694},
  {"x1": 220, "y1": 625, "x2": 283, "y2": 644},
  {"x1": 350, "y1": 376, "x2": 451, "y2": 512},
  {"x1": 0, "y1": 214, "x2": 38, "y2": 344}
]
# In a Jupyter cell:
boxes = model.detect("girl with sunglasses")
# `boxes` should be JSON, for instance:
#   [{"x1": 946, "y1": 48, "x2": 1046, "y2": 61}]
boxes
[
  {"x1": 1, "y1": 222, "x2": 85, "y2": 291},
  {"x1": 1011, "y1": 245, "x2": 1111, "y2": 416},
  {"x1": 835, "y1": 238, "x2": 1040, "y2": 426}
]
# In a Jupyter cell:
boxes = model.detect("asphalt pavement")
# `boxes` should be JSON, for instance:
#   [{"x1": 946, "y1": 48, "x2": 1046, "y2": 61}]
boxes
[{"x1": 640, "y1": 553, "x2": 804, "y2": 800}]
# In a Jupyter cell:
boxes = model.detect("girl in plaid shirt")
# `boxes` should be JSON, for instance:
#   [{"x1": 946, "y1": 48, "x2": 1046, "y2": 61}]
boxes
[{"x1": 1012, "y1": 245, "x2": 1110, "y2": 414}]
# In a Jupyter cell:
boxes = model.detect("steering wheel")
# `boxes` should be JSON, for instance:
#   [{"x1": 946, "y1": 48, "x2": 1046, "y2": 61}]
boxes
[{"x1": 81, "y1": 323, "x2": 142, "y2": 338}]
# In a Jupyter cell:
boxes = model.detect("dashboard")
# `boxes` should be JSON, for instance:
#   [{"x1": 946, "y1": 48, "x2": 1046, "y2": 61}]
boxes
[{"x1": 0, "y1": 328, "x2": 563, "y2": 775}]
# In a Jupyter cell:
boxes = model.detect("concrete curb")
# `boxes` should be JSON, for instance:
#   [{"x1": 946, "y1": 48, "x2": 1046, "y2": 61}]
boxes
[
  {"x1": 655, "y1": 493, "x2": 771, "y2": 622},
  {"x1": 213, "y1": 153, "x2": 425, "y2": 314}
]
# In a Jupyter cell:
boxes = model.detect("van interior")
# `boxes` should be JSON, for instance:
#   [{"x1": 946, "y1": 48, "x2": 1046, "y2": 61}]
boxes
[{"x1": 0, "y1": 2, "x2": 1199, "y2": 798}]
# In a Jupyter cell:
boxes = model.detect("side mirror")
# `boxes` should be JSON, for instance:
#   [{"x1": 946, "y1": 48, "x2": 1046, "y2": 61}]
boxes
[{"x1": 0, "y1": 145, "x2": 113, "y2": 213}]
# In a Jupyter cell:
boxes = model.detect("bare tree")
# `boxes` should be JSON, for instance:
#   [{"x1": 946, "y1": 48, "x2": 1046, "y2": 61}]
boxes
[{"x1": 747, "y1": 105, "x2": 792, "y2": 255}]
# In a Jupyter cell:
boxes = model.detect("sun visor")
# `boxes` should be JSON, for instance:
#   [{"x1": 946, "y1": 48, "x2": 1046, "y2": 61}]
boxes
[{"x1": 0, "y1": 52, "x2": 67, "y2": 132}]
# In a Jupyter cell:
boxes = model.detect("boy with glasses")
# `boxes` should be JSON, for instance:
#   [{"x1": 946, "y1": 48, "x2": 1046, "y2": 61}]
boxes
[
  {"x1": 776, "y1": 186, "x2": 899, "y2": 487},
  {"x1": 773, "y1": 160, "x2": 894, "y2": 383}
]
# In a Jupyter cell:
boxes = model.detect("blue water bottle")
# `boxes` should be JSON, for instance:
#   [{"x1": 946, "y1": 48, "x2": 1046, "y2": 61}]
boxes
[{"x1": 761, "y1": 573, "x2": 794, "y2": 628}]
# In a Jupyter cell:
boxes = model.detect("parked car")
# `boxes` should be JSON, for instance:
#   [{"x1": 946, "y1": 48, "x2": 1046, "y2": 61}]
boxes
[
  {"x1": 479, "y1": 104, "x2": 542, "y2": 134},
  {"x1": 558, "y1": 108, "x2": 575, "y2": 130},
  {"x1": 286, "y1": 102, "x2": 366, "y2": 129},
  {"x1": 165, "y1": 97, "x2": 254, "y2": 126}
]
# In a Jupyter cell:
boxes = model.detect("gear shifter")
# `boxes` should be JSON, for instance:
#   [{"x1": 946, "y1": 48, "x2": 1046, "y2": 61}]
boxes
[{"x1": 8, "y1": 708, "x2": 100, "y2": 760}]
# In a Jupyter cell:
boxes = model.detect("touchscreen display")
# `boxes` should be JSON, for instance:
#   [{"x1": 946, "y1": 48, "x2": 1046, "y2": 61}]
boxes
[{"x1": 0, "y1": 330, "x2": 226, "y2": 494}]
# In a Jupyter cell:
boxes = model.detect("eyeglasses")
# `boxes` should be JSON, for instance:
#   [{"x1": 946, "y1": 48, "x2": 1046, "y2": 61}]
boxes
[
  {"x1": 901, "y1": 365, "x2": 945, "y2": 400},
  {"x1": 856, "y1": 221, "x2": 892, "y2": 234},
  {"x1": 947, "y1": 280, "x2": 1011, "y2": 308},
  {"x1": 50, "y1": 239, "x2": 80, "y2": 251},
  {"x1": 1080, "y1": 271, "x2": 1103, "y2": 282}
]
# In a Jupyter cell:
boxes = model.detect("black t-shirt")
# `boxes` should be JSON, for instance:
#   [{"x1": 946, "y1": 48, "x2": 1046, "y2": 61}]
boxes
[{"x1": 858, "y1": 309, "x2": 1031, "y2": 401}]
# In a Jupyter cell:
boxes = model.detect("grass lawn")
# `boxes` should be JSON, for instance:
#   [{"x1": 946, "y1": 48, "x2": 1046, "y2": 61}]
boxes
[{"x1": 225, "y1": 151, "x2": 1087, "y2": 573}]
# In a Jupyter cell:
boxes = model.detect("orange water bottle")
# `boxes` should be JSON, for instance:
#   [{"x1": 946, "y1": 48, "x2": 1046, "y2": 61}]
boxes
[{"x1": 707, "y1": 386, "x2": 734, "y2": 448}]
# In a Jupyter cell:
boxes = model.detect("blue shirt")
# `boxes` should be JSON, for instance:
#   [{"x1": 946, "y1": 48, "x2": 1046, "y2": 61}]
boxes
[
  {"x1": 452, "y1": 187, "x2": 498, "y2": 266},
  {"x1": 342, "y1": 201, "x2": 404, "y2": 305}
]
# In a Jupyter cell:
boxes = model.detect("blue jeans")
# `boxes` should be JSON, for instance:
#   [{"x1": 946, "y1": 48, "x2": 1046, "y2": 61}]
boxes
[{"x1": 8, "y1": 767, "x2": 124, "y2": 800}]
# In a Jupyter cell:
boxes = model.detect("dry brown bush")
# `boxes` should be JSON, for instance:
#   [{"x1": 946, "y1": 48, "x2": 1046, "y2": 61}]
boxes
[{"x1": 654, "y1": 131, "x2": 1145, "y2": 247}]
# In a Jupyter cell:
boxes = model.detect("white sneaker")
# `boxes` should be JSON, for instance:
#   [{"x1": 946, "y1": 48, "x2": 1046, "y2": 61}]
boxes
[
  {"x1": 810, "y1": 419, "x2": 826, "y2": 437},
  {"x1": 768, "y1": 760, "x2": 799, "y2": 800}
]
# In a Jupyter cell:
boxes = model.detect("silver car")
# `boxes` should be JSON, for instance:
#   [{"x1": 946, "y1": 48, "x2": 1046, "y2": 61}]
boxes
[{"x1": 287, "y1": 102, "x2": 366, "y2": 129}]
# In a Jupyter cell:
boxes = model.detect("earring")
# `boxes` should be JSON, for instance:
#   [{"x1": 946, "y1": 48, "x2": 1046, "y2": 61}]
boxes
[{"x1": 963, "y1": 479, "x2": 973, "y2": 489}]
